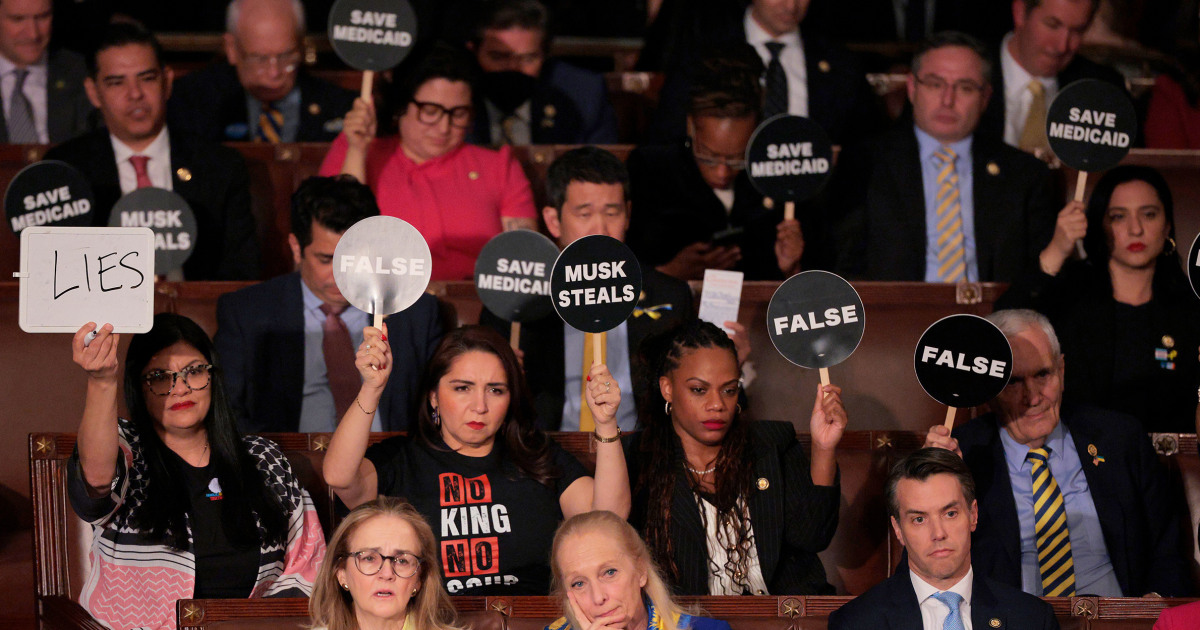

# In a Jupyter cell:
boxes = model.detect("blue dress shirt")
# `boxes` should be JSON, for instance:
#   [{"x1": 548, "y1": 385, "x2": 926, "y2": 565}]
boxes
[
  {"x1": 562, "y1": 321, "x2": 638, "y2": 431},
  {"x1": 915, "y1": 127, "x2": 978, "y2": 282},
  {"x1": 998, "y1": 421, "x2": 1122, "y2": 596},
  {"x1": 299, "y1": 281, "x2": 381, "y2": 432}
]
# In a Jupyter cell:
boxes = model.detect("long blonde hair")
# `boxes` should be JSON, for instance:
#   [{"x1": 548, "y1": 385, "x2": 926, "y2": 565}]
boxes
[
  {"x1": 310, "y1": 497, "x2": 459, "y2": 630},
  {"x1": 550, "y1": 511, "x2": 686, "y2": 630}
]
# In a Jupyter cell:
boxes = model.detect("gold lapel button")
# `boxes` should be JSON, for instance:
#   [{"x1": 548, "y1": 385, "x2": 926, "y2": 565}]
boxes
[
  {"x1": 54, "y1": 79, "x2": 65, "y2": 90},
  {"x1": 544, "y1": 104, "x2": 556, "y2": 118},
  {"x1": 1162, "y1": 335, "x2": 1175, "y2": 348},
  {"x1": 989, "y1": 619, "x2": 1001, "y2": 628},
  {"x1": 987, "y1": 162, "x2": 1000, "y2": 175},
  {"x1": 818, "y1": 60, "x2": 831, "y2": 73},
  {"x1": 308, "y1": 103, "x2": 321, "y2": 116},
  {"x1": 1087, "y1": 444, "x2": 1097, "y2": 456},
  {"x1": 468, "y1": 171, "x2": 479, "y2": 180},
  {"x1": 756, "y1": 478, "x2": 769, "y2": 490},
  {"x1": 176, "y1": 167, "x2": 192, "y2": 182}
]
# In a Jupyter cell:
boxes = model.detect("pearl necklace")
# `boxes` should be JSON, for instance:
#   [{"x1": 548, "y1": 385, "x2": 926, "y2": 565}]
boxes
[{"x1": 686, "y1": 463, "x2": 716, "y2": 475}]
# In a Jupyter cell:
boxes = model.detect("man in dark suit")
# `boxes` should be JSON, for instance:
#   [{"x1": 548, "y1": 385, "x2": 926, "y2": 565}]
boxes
[
  {"x1": 982, "y1": 0, "x2": 1125, "y2": 152},
  {"x1": 831, "y1": 31, "x2": 1058, "y2": 283},
  {"x1": 0, "y1": 0, "x2": 93, "y2": 143},
  {"x1": 646, "y1": 0, "x2": 881, "y2": 146},
  {"x1": 925, "y1": 309, "x2": 1191, "y2": 597},
  {"x1": 830, "y1": 447, "x2": 1059, "y2": 629},
  {"x1": 215, "y1": 176, "x2": 444, "y2": 433},
  {"x1": 480, "y1": 146, "x2": 699, "y2": 431},
  {"x1": 167, "y1": 0, "x2": 354, "y2": 143},
  {"x1": 43, "y1": 22, "x2": 258, "y2": 280},
  {"x1": 466, "y1": 0, "x2": 617, "y2": 145}
]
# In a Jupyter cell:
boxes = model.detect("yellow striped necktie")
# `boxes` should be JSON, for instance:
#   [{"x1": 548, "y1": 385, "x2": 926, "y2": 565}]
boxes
[
  {"x1": 1027, "y1": 447, "x2": 1076, "y2": 596},
  {"x1": 258, "y1": 103, "x2": 284, "y2": 143},
  {"x1": 933, "y1": 145, "x2": 965, "y2": 283}
]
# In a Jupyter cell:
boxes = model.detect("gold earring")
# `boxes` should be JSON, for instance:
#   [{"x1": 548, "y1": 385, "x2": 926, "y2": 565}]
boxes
[{"x1": 340, "y1": 582, "x2": 349, "y2": 590}]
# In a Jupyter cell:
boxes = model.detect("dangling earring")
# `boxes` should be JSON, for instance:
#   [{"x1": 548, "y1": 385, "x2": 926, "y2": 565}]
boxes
[
  {"x1": 664, "y1": 401, "x2": 672, "y2": 415},
  {"x1": 432, "y1": 407, "x2": 440, "y2": 426}
]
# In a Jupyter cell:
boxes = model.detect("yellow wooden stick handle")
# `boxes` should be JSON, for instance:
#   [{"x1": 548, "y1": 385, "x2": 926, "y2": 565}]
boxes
[
  {"x1": 360, "y1": 70, "x2": 374, "y2": 102},
  {"x1": 1073, "y1": 171, "x2": 1087, "y2": 260},
  {"x1": 944, "y1": 406, "x2": 957, "y2": 430},
  {"x1": 784, "y1": 200, "x2": 795, "y2": 222},
  {"x1": 510, "y1": 322, "x2": 521, "y2": 351}
]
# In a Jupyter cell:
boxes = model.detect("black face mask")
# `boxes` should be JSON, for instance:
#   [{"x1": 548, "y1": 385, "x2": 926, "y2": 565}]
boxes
[{"x1": 479, "y1": 71, "x2": 537, "y2": 114}]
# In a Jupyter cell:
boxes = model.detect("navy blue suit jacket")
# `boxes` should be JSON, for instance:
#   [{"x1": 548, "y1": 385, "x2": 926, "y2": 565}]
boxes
[
  {"x1": 469, "y1": 59, "x2": 618, "y2": 145},
  {"x1": 828, "y1": 567, "x2": 1059, "y2": 630},
  {"x1": 0, "y1": 48, "x2": 94, "y2": 143},
  {"x1": 214, "y1": 272, "x2": 444, "y2": 433},
  {"x1": 953, "y1": 406, "x2": 1191, "y2": 596}
]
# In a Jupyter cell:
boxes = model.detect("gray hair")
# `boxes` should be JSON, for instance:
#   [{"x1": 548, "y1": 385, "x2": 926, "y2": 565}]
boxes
[
  {"x1": 226, "y1": 0, "x2": 306, "y2": 38},
  {"x1": 986, "y1": 309, "x2": 1062, "y2": 359}
]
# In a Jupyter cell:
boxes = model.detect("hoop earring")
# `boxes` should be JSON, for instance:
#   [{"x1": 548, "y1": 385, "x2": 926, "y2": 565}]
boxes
[
  {"x1": 1165, "y1": 237, "x2": 1177, "y2": 256},
  {"x1": 735, "y1": 404, "x2": 742, "y2": 415},
  {"x1": 664, "y1": 402, "x2": 672, "y2": 416},
  {"x1": 432, "y1": 407, "x2": 440, "y2": 426}
]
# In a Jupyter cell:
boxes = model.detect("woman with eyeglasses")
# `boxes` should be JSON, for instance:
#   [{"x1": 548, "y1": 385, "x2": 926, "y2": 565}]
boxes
[
  {"x1": 310, "y1": 497, "x2": 459, "y2": 630},
  {"x1": 69, "y1": 313, "x2": 325, "y2": 630},
  {"x1": 997, "y1": 165, "x2": 1200, "y2": 433},
  {"x1": 320, "y1": 44, "x2": 538, "y2": 281},
  {"x1": 324, "y1": 325, "x2": 630, "y2": 596}
]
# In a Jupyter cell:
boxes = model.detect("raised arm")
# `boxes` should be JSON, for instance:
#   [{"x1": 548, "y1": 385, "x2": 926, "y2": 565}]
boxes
[
  {"x1": 323, "y1": 323, "x2": 388, "y2": 509},
  {"x1": 560, "y1": 363, "x2": 630, "y2": 518},
  {"x1": 339, "y1": 97, "x2": 376, "y2": 184},
  {"x1": 73, "y1": 323, "x2": 122, "y2": 493},
  {"x1": 809, "y1": 383, "x2": 847, "y2": 487}
]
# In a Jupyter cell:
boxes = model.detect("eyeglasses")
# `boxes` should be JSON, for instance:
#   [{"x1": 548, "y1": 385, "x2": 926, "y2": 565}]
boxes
[
  {"x1": 692, "y1": 145, "x2": 747, "y2": 170},
  {"x1": 240, "y1": 49, "x2": 301, "y2": 75},
  {"x1": 143, "y1": 364, "x2": 214, "y2": 397},
  {"x1": 346, "y1": 550, "x2": 422, "y2": 577},
  {"x1": 411, "y1": 100, "x2": 473, "y2": 128},
  {"x1": 913, "y1": 75, "x2": 985, "y2": 98}
]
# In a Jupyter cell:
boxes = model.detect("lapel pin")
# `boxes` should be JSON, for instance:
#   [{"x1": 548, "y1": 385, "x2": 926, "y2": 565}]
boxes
[
  {"x1": 54, "y1": 79, "x2": 65, "y2": 90},
  {"x1": 308, "y1": 103, "x2": 321, "y2": 116},
  {"x1": 1088, "y1": 444, "x2": 1105, "y2": 466},
  {"x1": 763, "y1": 197, "x2": 775, "y2": 209},
  {"x1": 176, "y1": 168, "x2": 192, "y2": 182},
  {"x1": 818, "y1": 60, "x2": 830, "y2": 73},
  {"x1": 468, "y1": 171, "x2": 479, "y2": 180},
  {"x1": 987, "y1": 162, "x2": 1000, "y2": 175},
  {"x1": 989, "y1": 619, "x2": 1001, "y2": 628},
  {"x1": 1162, "y1": 335, "x2": 1175, "y2": 348},
  {"x1": 543, "y1": 104, "x2": 556, "y2": 118},
  {"x1": 756, "y1": 478, "x2": 769, "y2": 490}
]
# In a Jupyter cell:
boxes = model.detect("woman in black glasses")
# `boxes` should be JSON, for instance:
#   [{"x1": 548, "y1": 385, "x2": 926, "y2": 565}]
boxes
[
  {"x1": 69, "y1": 313, "x2": 325, "y2": 630},
  {"x1": 310, "y1": 497, "x2": 459, "y2": 630},
  {"x1": 320, "y1": 43, "x2": 538, "y2": 281}
]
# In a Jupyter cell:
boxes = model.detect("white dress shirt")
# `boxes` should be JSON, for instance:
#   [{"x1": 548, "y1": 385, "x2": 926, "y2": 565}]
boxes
[
  {"x1": 0, "y1": 54, "x2": 49, "y2": 143},
  {"x1": 999, "y1": 33, "x2": 1057, "y2": 147},
  {"x1": 111, "y1": 127, "x2": 173, "y2": 195},
  {"x1": 911, "y1": 568, "x2": 974, "y2": 630},
  {"x1": 744, "y1": 8, "x2": 808, "y2": 118}
]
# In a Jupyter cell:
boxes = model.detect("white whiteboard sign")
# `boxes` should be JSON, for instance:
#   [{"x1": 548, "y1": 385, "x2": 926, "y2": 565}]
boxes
[{"x1": 17, "y1": 227, "x2": 155, "y2": 333}]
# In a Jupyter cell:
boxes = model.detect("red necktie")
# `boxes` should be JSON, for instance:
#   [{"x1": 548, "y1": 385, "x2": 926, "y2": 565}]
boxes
[
  {"x1": 319, "y1": 303, "x2": 360, "y2": 420},
  {"x1": 129, "y1": 155, "x2": 154, "y2": 189}
]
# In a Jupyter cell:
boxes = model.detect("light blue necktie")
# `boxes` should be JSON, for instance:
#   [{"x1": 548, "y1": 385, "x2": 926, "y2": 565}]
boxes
[{"x1": 931, "y1": 591, "x2": 966, "y2": 630}]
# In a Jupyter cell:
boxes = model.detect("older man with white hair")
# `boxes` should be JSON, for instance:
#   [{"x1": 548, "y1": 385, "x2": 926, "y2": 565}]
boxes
[
  {"x1": 924, "y1": 308, "x2": 1191, "y2": 598},
  {"x1": 168, "y1": 0, "x2": 354, "y2": 142}
]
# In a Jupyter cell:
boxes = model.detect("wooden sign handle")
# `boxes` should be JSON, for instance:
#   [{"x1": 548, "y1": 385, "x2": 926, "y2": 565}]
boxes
[
  {"x1": 510, "y1": 321, "x2": 521, "y2": 351},
  {"x1": 818, "y1": 367, "x2": 830, "y2": 387},
  {"x1": 373, "y1": 312, "x2": 383, "y2": 330},
  {"x1": 593, "y1": 331, "x2": 605, "y2": 366},
  {"x1": 360, "y1": 70, "x2": 375, "y2": 102},
  {"x1": 1073, "y1": 171, "x2": 1087, "y2": 260},
  {"x1": 784, "y1": 200, "x2": 795, "y2": 222},
  {"x1": 944, "y1": 406, "x2": 957, "y2": 430}
]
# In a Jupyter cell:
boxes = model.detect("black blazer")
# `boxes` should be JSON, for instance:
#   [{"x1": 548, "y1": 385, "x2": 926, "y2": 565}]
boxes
[
  {"x1": 626, "y1": 420, "x2": 840, "y2": 595},
  {"x1": 828, "y1": 566, "x2": 1059, "y2": 630},
  {"x1": 625, "y1": 141, "x2": 829, "y2": 280},
  {"x1": 167, "y1": 63, "x2": 356, "y2": 143},
  {"x1": 214, "y1": 272, "x2": 444, "y2": 433},
  {"x1": 979, "y1": 51, "x2": 1127, "y2": 143},
  {"x1": 479, "y1": 268, "x2": 693, "y2": 430},
  {"x1": 469, "y1": 59, "x2": 618, "y2": 145},
  {"x1": 830, "y1": 124, "x2": 1057, "y2": 282},
  {"x1": 42, "y1": 126, "x2": 259, "y2": 280},
  {"x1": 954, "y1": 407, "x2": 1192, "y2": 597},
  {"x1": 0, "y1": 48, "x2": 94, "y2": 143}
]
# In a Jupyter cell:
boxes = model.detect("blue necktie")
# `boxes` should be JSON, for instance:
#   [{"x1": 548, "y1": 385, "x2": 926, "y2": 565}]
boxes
[{"x1": 931, "y1": 591, "x2": 965, "y2": 630}]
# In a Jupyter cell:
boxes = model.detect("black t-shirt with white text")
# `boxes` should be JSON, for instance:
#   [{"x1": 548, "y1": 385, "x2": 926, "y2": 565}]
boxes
[{"x1": 365, "y1": 435, "x2": 588, "y2": 595}]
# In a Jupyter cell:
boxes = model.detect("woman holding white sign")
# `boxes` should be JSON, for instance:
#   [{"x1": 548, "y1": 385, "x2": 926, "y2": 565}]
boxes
[
  {"x1": 67, "y1": 314, "x2": 326, "y2": 630},
  {"x1": 324, "y1": 325, "x2": 630, "y2": 596},
  {"x1": 320, "y1": 45, "x2": 538, "y2": 281},
  {"x1": 999, "y1": 165, "x2": 1200, "y2": 433},
  {"x1": 627, "y1": 320, "x2": 847, "y2": 595}
]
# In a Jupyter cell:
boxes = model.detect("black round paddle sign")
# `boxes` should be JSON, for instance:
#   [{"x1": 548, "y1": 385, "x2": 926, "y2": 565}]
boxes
[
  {"x1": 475, "y1": 230, "x2": 559, "y2": 322},
  {"x1": 1188, "y1": 233, "x2": 1200, "y2": 300},
  {"x1": 5, "y1": 160, "x2": 94, "y2": 234},
  {"x1": 328, "y1": 0, "x2": 418, "y2": 72},
  {"x1": 333, "y1": 215, "x2": 432, "y2": 316},
  {"x1": 550, "y1": 234, "x2": 642, "y2": 333},
  {"x1": 745, "y1": 114, "x2": 834, "y2": 201},
  {"x1": 914, "y1": 314, "x2": 1013, "y2": 408},
  {"x1": 1046, "y1": 79, "x2": 1136, "y2": 171},
  {"x1": 766, "y1": 270, "x2": 864, "y2": 368},
  {"x1": 109, "y1": 188, "x2": 197, "y2": 274}
]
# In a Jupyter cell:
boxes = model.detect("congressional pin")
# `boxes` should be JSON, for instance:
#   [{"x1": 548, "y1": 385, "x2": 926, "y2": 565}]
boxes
[
  {"x1": 308, "y1": 103, "x2": 321, "y2": 116},
  {"x1": 763, "y1": 197, "x2": 774, "y2": 209},
  {"x1": 468, "y1": 171, "x2": 479, "y2": 180},
  {"x1": 54, "y1": 79, "x2": 65, "y2": 90},
  {"x1": 756, "y1": 478, "x2": 769, "y2": 490},
  {"x1": 1162, "y1": 335, "x2": 1175, "y2": 348},
  {"x1": 989, "y1": 619, "x2": 1001, "y2": 628},
  {"x1": 544, "y1": 104, "x2": 556, "y2": 118},
  {"x1": 1087, "y1": 444, "x2": 1097, "y2": 456},
  {"x1": 986, "y1": 162, "x2": 1000, "y2": 175},
  {"x1": 818, "y1": 60, "x2": 830, "y2": 73},
  {"x1": 639, "y1": 290, "x2": 647, "y2": 301},
  {"x1": 176, "y1": 168, "x2": 192, "y2": 182}
]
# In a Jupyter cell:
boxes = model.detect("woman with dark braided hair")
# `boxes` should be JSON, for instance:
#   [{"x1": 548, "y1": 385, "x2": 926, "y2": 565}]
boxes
[{"x1": 626, "y1": 320, "x2": 847, "y2": 595}]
